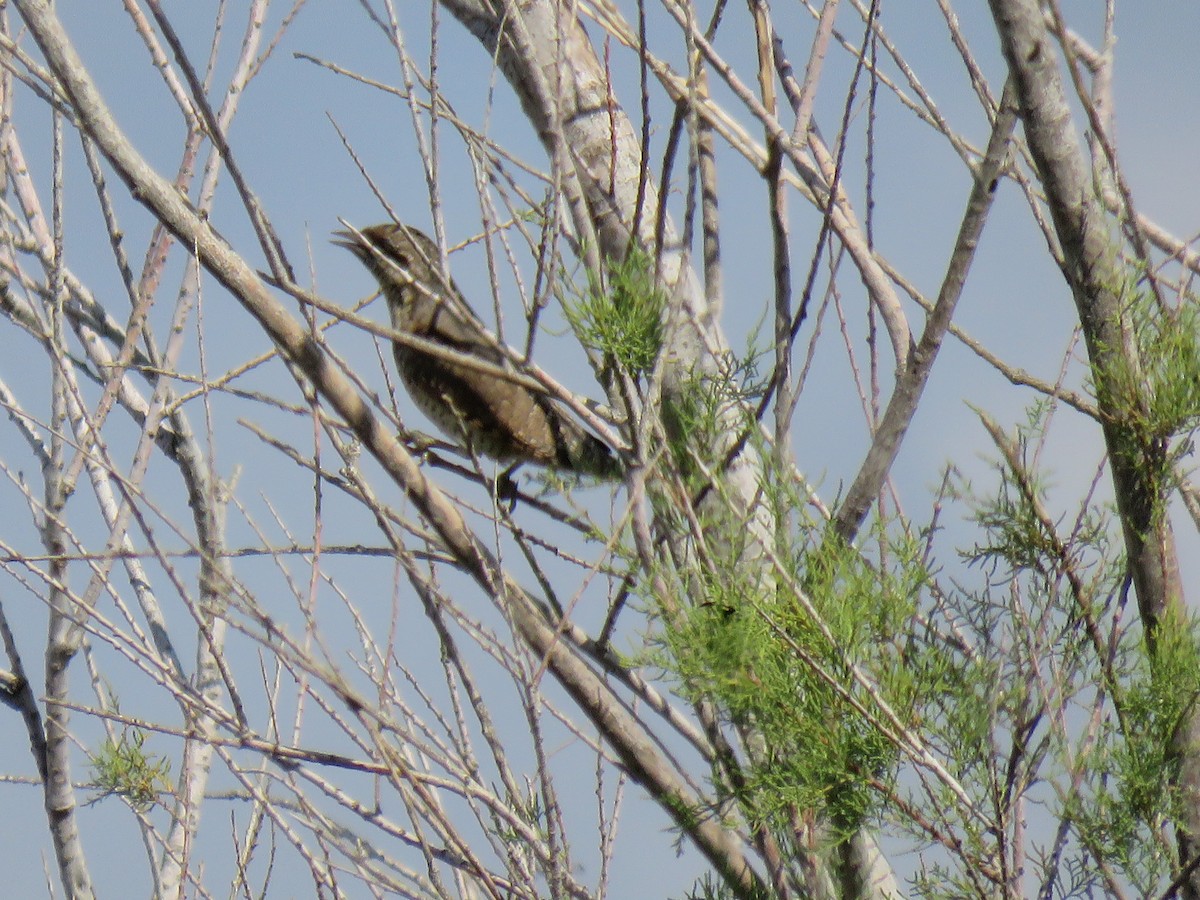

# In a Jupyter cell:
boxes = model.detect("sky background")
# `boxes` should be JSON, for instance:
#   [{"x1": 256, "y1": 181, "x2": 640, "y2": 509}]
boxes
[{"x1": 1, "y1": 1, "x2": 1199, "y2": 896}]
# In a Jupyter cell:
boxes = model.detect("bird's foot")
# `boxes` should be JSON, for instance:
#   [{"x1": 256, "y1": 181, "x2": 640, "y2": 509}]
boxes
[{"x1": 493, "y1": 465, "x2": 521, "y2": 510}]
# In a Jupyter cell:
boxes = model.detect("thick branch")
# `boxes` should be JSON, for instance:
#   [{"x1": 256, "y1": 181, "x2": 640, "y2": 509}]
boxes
[
  {"x1": 986, "y1": 0, "x2": 1183, "y2": 649},
  {"x1": 834, "y1": 79, "x2": 1017, "y2": 541}
]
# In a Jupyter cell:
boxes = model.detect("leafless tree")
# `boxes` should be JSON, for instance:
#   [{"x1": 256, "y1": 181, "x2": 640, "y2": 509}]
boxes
[{"x1": 1, "y1": 1, "x2": 1198, "y2": 898}]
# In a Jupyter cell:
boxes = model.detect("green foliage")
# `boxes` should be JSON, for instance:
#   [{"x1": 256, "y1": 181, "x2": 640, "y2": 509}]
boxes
[
  {"x1": 678, "y1": 871, "x2": 771, "y2": 900},
  {"x1": 659, "y1": 350, "x2": 765, "y2": 487},
  {"x1": 963, "y1": 415, "x2": 1052, "y2": 572},
  {"x1": 564, "y1": 245, "x2": 665, "y2": 378},
  {"x1": 1119, "y1": 610, "x2": 1200, "y2": 818},
  {"x1": 1137, "y1": 302, "x2": 1200, "y2": 440},
  {"x1": 1089, "y1": 273, "x2": 1200, "y2": 525},
  {"x1": 941, "y1": 399, "x2": 1200, "y2": 897},
  {"x1": 1068, "y1": 604, "x2": 1200, "y2": 894},
  {"x1": 647, "y1": 459, "x2": 929, "y2": 845},
  {"x1": 644, "y1": 327, "x2": 1200, "y2": 896},
  {"x1": 497, "y1": 781, "x2": 548, "y2": 845},
  {"x1": 89, "y1": 727, "x2": 172, "y2": 810},
  {"x1": 909, "y1": 859, "x2": 985, "y2": 900},
  {"x1": 964, "y1": 413, "x2": 1116, "y2": 579},
  {"x1": 1105, "y1": 278, "x2": 1200, "y2": 444}
]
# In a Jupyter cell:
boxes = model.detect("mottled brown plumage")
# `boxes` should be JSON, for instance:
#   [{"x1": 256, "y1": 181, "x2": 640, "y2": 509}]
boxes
[{"x1": 336, "y1": 223, "x2": 621, "y2": 478}]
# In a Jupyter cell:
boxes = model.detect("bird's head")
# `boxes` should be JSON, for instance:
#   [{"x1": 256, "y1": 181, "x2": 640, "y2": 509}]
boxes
[{"x1": 334, "y1": 223, "x2": 447, "y2": 304}]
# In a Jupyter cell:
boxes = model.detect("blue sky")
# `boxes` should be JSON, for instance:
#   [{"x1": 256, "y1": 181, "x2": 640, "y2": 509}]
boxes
[{"x1": 1, "y1": 1, "x2": 1198, "y2": 896}]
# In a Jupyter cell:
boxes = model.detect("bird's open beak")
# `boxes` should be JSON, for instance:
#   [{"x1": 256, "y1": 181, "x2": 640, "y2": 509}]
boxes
[{"x1": 332, "y1": 229, "x2": 365, "y2": 254}]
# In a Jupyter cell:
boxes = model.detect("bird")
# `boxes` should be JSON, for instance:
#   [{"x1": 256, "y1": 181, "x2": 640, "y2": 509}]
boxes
[{"x1": 335, "y1": 222, "x2": 622, "y2": 479}]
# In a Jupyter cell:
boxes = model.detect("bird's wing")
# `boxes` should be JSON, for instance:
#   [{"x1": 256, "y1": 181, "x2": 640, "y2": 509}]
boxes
[
  {"x1": 425, "y1": 304, "x2": 508, "y2": 365},
  {"x1": 400, "y1": 344, "x2": 569, "y2": 467}
]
